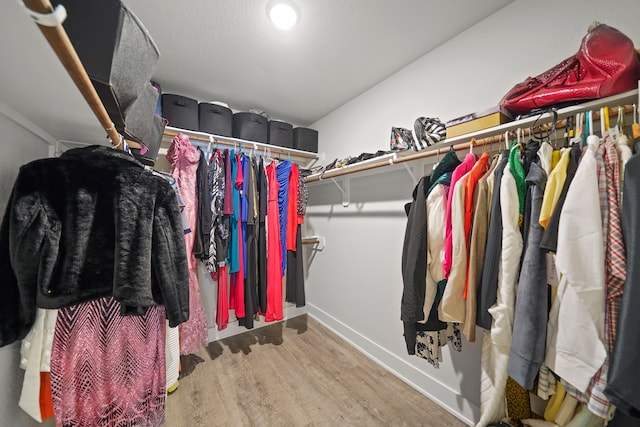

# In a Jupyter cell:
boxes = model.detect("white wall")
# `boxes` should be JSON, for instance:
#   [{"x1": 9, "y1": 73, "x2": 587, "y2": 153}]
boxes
[
  {"x1": 0, "y1": 112, "x2": 54, "y2": 426},
  {"x1": 305, "y1": 0, "x2": 640, "y2": 424}
]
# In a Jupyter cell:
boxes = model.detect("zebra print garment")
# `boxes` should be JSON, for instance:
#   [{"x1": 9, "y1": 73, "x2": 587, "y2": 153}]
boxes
[{"x1": 206, "y1": 150, "x2": 227, "y2": 273}]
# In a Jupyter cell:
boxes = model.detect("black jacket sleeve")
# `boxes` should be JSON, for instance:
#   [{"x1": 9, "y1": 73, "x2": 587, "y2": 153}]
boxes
[
  {"x1": 0, "y1": 165, "x2": 58, "y2": 347},
  {"x1": 151, "y1": 186, "x2": 190, "y2": 327},
  {"x1": 401, "y1": 178, "x2": 428, "y2": 354}
]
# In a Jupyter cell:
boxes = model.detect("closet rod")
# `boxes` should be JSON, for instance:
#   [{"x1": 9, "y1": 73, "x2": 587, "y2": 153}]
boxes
[
  {"x1": 22, "y1": 0, "x2": 139, "y2": 150},
  {"x1": 305, "y1": 104, "x2": 635, "y2": 183},
  {"x1": 163, "y1": 127, "x2": 319, "y2": 160}
]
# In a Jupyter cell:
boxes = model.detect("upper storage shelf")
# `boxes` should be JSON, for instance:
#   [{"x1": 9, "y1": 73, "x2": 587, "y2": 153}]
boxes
[
  {"x1": 163, "y1": 126, "x2": 320, "y2": 165},
  {"x1": 305, "y1": 86, "x2": 639, "y2": 184}
]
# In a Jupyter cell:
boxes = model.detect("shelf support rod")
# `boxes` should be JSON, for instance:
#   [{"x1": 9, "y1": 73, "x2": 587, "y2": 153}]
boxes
[{"x1": 330, "y1": 177, "x2": 350, "y2": 207}]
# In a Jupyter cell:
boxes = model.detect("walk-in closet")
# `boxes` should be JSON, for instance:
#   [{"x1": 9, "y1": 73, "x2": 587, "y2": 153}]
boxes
[{"x1": 3, "y1": 1, "x2": 640, "y2": 426}]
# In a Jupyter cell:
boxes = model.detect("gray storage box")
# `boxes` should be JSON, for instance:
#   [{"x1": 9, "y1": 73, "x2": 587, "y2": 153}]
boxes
[
  {"x1": 293, "y1": 127, "x2": 318, "y2": 152},
  {"x1": 199, "y1": 103, "x2": 233, "y2": 136},
  {"x1": 268, "y1": 120, "x2": 293, "y2": 148},
  {"x1": 162, "y1": 94, "x2": 199, "y2": 131},
  {"x1": 233, "y1": 112, "x2": 268, "y2": 143},
  {"x1": 122, "y1": 82, "x2": 159, "y2": 146},
  {"x1": 55, "y1": 0, "x2": 160, "y2": 135}
]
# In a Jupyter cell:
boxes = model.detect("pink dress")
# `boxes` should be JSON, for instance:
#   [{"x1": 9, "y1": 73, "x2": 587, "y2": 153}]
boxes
[
  {"x1": 167, "y1": 134, "x2": 208, "y2": 355},
  {"x1": 265, "y1": 161, "x2": 283, "y2": 322},
  {"x1": 50, "y1": 297, "x2": 166, "y2": 427}
]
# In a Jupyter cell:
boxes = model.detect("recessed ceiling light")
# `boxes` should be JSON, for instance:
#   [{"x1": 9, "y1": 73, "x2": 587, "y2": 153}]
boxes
[{"x1": 268, "y1": 2, "x2": 298, "y2": 30}]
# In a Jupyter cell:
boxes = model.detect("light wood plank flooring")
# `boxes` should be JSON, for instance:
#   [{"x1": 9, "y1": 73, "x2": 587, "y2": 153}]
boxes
[{"x1": 165, "y1": 314, "x2": 465, "y2": 427}]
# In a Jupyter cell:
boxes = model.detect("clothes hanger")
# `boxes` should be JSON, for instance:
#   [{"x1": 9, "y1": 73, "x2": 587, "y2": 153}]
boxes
[{"x1": 587, "y1": 109, "x2": 600, "y2": 150}]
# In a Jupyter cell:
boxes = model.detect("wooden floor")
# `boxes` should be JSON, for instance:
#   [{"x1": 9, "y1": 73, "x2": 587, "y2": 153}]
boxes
[{"x1": 165, "y1": 315, "x2": 465, "y2": 427}]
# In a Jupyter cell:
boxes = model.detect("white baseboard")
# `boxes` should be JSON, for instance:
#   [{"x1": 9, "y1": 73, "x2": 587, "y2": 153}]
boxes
[
  {"x1": 206, "y1": 305, "x2": 308, "y2": 342},
  {"x1": 307, "y1": 303, "x2": 478, "y2": 426}
]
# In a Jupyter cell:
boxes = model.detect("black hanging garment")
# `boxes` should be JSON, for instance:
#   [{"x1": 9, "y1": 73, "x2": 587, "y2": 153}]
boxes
[
  {"x1": 476, "y1": 150, "x2": 510, "y2": 329},
  {"x1": 257, "y1": 158, "x2": 269, "y2": 314},
  {"x1": 605, "y1": 154, "x2": 640, "y2": 417},
  {"x1": 285, "y1": 167, "x2": 307, "y2": 307},
  {"x1": 193, "y1": 148, "x2": 212, "y2": 260}
]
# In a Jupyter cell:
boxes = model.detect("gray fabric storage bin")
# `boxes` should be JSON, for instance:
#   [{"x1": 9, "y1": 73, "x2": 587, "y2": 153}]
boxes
[
  {"x1": 232, "y1": 112, "x2": 268, "y2": 143},
  {"x1": 162, "y1": 94, "x2": 199, "y2": 131},
  {"x1": 131, "y1": 114, "x2": 165, "y2": 166},
  {"x1": 293, "y1": 128, "x2": 318, "y2": 152},
  {"x1": 122, "y1": 82, "x2": 159, "y2": 146},
  {"x1": 199, "y1": 103, "x2": 233, "y2": 136},
  {"x1": 268, "y1": 120, "x2": 293, "y2": 148},
  {"x1": 55, "y1": 0, "x2": 160, "y2": 133}
]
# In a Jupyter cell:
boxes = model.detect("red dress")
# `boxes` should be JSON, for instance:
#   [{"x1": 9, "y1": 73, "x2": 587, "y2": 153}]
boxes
[{"x1": 265, "y1": 161, "x2": 283, "y2": 322}]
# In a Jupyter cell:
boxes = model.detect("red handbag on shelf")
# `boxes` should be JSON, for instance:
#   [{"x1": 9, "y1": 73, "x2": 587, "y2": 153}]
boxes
[{"x1": 499, "y1": 23, "x2": 640, "y2": 116}]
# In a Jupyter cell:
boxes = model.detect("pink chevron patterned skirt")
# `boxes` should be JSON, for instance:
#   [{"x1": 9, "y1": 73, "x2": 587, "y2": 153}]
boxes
[{"x1": 50, "y1": 297, "x2": 166, "y2": 427}]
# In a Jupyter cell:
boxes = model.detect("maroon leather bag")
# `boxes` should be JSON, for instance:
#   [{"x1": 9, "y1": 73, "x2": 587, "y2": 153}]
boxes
[{"x1": 500, "y1": 23, "x2": 640, "y2": 116}]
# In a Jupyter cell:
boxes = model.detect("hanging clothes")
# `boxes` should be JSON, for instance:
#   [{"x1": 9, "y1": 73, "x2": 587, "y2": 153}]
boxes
[
  {"x1": 277, "y1": 161, "x2": 293, "y2": 275},
  {"x1": 238, "y1": 154, "x2": 255, "y2": 329},
  {"x1": 19, "y1": 308, "x2": 58, "y2": 422},
  {"x1": 246, "y1": 157, "x2": 260, "y2": 320},
  {"x1": 257, "y1": 157, "x2": 269, "y2": 314},
  {"x1": 285, "y1": 163, "x2": 305, "y2": 307},
  {"x1": 539, "y1": 144, "x2": 582, "y2": 252},
  {"x1": 443, "y1": 153, "x2": 476, "y2": 279},
  {"x1": 216, "y1": 265, "x2": 229, "y2": 331},
  {"x1": 462, "y1": 156, "x2": 498, "y2": 342},
  {"x1": 424, "y1": 183, "x2": 449, "y2": 326},
  {"x1": 538, "y1": 148, "x2": 571, "y2": 230},
  {"x1": 476, "y1": 150, "x2": 510, "y2": 329},
  {"x1": 562, "y1": 137, "x2": 625, "y2": 419},
  {"x1": 478, "y1": 161, "x2": 522, "y2": 427},
  {"x1": 231, "y1": 153, "x2": 246, "y2": 319},
  {"x1": 206, "y1": 149, "x2": 229, "y2": 273},
  {"x1": 167, "y1": 134, "x2": 208, "y2": 355},
  {"x1": 193, "y1": 148, "x2": 212, "y2": 260},
  {"x1": 0, "y1": 145, "x2": 190, "y2": 347},
  {"x1": 605, "y1": 153, "x2": 640, "y2": 417},
  {"x1": 50, "y1": 297, "x2": 166, "y2": 427},
  {"x1": 544, "y1": 140, "x2": 606, "y2": 393},
  {"x1": 439, "y1": 171, "x2": 471, "y2": 323},
  {"x1": 509, "y1": 161, "x2": 548, "y2": 390},
  {"x1": 265, "y1": 161, "x2": 284, "y2": 322}
]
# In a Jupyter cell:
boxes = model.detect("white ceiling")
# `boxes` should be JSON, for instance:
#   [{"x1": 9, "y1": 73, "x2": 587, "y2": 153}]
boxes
[{"x1": 0, "y1": 0, "x2": 512, "y2": 145}]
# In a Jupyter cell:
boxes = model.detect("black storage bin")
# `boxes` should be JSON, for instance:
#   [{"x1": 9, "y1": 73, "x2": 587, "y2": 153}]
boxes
[
  {"x1": 293, "y1": 127, "x2": 319, "y2": 152},
  {"x1": 131, "y1": 114, "x2": 165, "y2": 166},
  {"x1": 268, "y1": 120, "x2": 293, "y2": 148},
  {"x1": 55, "y1": 0, "x2": 160, "y2": 133},
  {"x1": 162, "y1": 94, "x2": 198, "y2": 131},
  {"x1": 199, "y1": 103, "x2": 233, "y2": 136},
  {"x1": 232, "y1": 112, "x2": 268, "y2": 143}
]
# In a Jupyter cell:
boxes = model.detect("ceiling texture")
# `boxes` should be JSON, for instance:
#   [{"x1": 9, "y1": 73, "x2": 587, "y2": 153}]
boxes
[{"x1": 1, "y1": 0, "x2": 513, "y2": 145}]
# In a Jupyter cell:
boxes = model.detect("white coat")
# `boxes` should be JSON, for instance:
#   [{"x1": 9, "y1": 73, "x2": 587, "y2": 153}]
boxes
[
  {"x1": 477, "y1": 162, "x2": 522, "y2": 427},
  {"x1": 439, "y1": 172, "x2": 470, "y2": 323},
  {"x1": 422, "y1": 184, "x2": 447, "y2": 321},
  {"x1": 544, "y1": 142, "x2": 606, "y2": 393}
]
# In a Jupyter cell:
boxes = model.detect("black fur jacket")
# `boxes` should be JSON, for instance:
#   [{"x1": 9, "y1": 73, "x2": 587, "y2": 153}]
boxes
[{"x1": 0, "y1": 145, "x2": 189, "y2": 347}]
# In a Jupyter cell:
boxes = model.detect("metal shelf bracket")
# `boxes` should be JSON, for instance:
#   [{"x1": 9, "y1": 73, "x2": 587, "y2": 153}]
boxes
[{"x1": 330, "y1": 177, "x2": 351, "y2": 207}]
